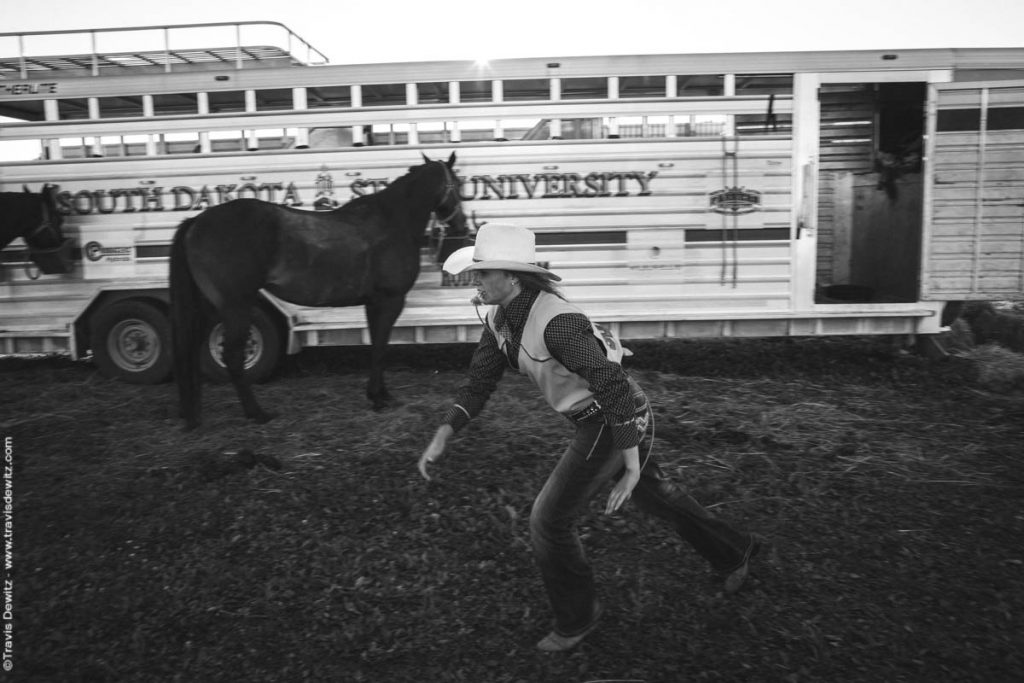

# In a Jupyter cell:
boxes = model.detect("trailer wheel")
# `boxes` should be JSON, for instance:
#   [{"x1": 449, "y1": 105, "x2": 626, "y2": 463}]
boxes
[
  {"x1": 90, "y1": 300, "x2": 173, "y2": 384},
  {"x1": 200, "y1": 306, "x2": 282, "y2": 383}
]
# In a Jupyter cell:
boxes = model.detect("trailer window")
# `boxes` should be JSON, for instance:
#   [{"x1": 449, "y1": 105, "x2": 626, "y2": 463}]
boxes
[
  {"x1": 937, "y1": 106, "x2": 1024, "y2": 132},
  {"x1": 97, "y1": 95, "x2": 144, "y2": 119},
  {"x1": 121, "y1": 134, "x2": 150, "y2": 156},
  {"x1": 458, "y1": 119, "x2": 500, "y2": 141},
  {"x1": 459, "y1": 80, "x2": 492, "y2": 102},
  {"x1": 684, "y1": 115, "x2": 728, "y2": 136},
  {"x1": 370, "y1": 122, "x2": 411, "y2": 144},
  {"x1": 0, "y1": 99, "x2": 44, "y2": 121},
  {"x1": 163, "y1": 131, "x2": 201, "y2": 154},
  {"x1": 503, "y1": 78, "x2": 549, "y2": 101},
  {"x1": 57, "y1": 98, "x2": 89, "y2": 120},
  {"x1": 362, "y1": 83, "x2": 406, "y2": 106},
  {"x1": 415, "y1": 121, "x2": 455, "y2": 143},
  {"x1": 989, "y1": 106, "x2": 1024, "y2": 130},
  {"x1": 562, "y1": 77, "x2": 607, "y2": 100},
  {"x1": 88, "y1": 134, "x2": 149, "y2": 157},
  {"x1": 57, "y1": 137, "x2": 89, "y2": 159},
  {"x1": 620, "y1": 76, "x2": 667, "y2": 97},
  {"x1": 306, "y1": 85, "x2": 352, "y2": 108},
  {"x1": 735, "y1": 73, "x2": 794, "y2": 96},
  {"x1": 736, "y1": 112, "x2": 792, "y2": 134},
  {"x1": 236, "y1": 128, "x2": 295, "y2": 150},
  {"x1": 254, "y1": 88, "x2": 294, "y2": 111},
  {"x1": 207, "y1": 90, "x2": 246, "y2": 114},
  {"x1": 152, "y1": 93, "x2": 199, "y2": 116},
  {"x1": 675, "y1": 75, "x2": 723, "y2": 96},
  {"x1": 498, "y1": 117, "x2": 546, "y2": 140},
  {"x1": 937, "y1": 86, "x2": 1024, "y2": 132},
  {"x1": 417, "y1": 82, "x2": 449, "y2": 104},
  {"x1": 616, "y1": 116, "x2": 648, "y2": 138}
]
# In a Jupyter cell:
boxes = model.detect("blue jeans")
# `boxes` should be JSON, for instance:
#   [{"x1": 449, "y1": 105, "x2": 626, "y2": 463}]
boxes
[{"x1": 529, "y1": 405, "x2": 752, "y2": 635}]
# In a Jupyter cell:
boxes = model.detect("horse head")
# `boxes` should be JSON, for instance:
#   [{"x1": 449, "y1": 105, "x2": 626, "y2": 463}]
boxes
[
  {"x1": 1, "y1": 184, "x2": 65, "y2": 251},
  {"x1": 422, "y1": 152, "x2": 467, "y2": 234},
  {"x1": 35, "y1": 184, "x2": 65, "y2": 248},
  {"x1": 421, "y1": 152, "x2": 472, "y2": 262}
]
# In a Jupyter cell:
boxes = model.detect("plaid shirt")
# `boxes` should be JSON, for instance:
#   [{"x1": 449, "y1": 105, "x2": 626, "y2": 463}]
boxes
[{"x1": 442, "y1": 288, "x2": 645, "y2": 449}]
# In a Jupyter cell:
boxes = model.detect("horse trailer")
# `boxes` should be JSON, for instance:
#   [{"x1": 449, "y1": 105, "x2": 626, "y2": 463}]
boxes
[{"x1": 1, "y1": 22, "x2": 1023, "y2": 383}]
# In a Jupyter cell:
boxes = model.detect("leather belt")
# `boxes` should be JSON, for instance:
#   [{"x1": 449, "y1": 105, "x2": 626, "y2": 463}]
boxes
[{"x1": 568, "y1": 401, "x2": 602, "y2": 423}]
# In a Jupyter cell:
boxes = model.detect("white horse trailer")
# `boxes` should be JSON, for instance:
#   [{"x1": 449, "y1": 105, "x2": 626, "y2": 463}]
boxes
[{"x1": 1, "y1": 22, "x2": 1022, "y2": 383}]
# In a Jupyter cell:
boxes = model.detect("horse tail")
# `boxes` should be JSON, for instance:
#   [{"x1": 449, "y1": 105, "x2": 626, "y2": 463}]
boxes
[{"x1": 170, "y1": 218, "x2": 203, "y2": 427}]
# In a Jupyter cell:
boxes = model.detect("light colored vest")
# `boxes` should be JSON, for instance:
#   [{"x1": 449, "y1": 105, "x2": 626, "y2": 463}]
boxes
[{"x1": 487, "y1": 292, "x2": 629, "y2": 415}]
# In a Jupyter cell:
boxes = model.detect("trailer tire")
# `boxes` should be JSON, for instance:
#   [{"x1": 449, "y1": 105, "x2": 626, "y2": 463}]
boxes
[
  {"x1": 200, "y1": 306, "x2": 282, "y2": 384},
  {"x1": 89, "y1": 300, "x2": 173, "y2": 384}
]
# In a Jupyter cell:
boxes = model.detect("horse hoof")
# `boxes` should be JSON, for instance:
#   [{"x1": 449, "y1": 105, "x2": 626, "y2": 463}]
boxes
[{"x1": 252, "y1": 412, "x2": 277, "y2": 424}]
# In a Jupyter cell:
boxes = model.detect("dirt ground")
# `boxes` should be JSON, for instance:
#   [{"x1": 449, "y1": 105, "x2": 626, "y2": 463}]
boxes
[{"x1": 3, "y1": 335, "x2": 1023, "y2": 682}]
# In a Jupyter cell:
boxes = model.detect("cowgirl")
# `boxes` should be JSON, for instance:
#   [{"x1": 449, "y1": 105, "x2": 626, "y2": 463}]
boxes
[{"x1": 418, "y1": 223, "x2": 760, "y2": 652}]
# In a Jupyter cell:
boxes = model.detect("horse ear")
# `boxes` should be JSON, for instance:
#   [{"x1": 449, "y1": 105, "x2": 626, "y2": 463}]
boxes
[
  {"x1": 24, "y1": 185, "x2": 31, "y2": 194},
  {"x1": 446, "y1": 152, "x2": 456, "y2": 168},
  {"x1": 421, "y1": 153, "x2": 431, "y2": 163}
]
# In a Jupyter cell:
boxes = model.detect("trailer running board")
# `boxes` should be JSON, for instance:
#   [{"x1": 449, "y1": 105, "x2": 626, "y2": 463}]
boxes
[
  {"x1": 0, "y1": 324, "x2": 73, "y2": 355},
  {"x1": 288, "y1": 307, "x2": 943, "y2": 351}
]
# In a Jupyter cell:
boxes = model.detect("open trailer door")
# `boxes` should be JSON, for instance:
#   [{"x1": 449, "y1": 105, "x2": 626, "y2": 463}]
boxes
[{"x1": 922, "y1": 80, "x2": 1024, "y2": 302}]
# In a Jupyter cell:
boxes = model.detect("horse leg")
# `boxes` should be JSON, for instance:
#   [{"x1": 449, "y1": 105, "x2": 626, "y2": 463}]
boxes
[
  {"x1": 170, "y1": 219, "x2": 205, "y2": 430},
  {"x1": 364, "y1": 294, "x2": 406, "y2": 410},
  {"x1": 220, "y1": 307, "x2": 275, "y2": 424}
]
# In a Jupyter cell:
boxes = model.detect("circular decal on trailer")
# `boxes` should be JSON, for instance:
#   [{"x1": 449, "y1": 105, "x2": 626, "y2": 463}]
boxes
[{"x1": 84, "y1": 241, "x2": 133, "y2": 263}]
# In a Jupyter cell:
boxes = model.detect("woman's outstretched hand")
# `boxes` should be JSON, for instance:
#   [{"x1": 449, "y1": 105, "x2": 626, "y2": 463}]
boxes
[
  {"x1": 605, "y1": 446, "x2": 641, "y2": 514},
  {"x1": 418, "y1": 424, "x2": 453, "y2": 481}
]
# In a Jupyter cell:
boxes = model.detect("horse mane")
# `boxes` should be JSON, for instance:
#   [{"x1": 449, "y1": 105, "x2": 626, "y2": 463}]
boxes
[
  {"x1": 337, "y1": 159, "x2": 442, "y2": 212},
  {"x1": 385, "y1": 159, "x2": 442, "y2": 197}
]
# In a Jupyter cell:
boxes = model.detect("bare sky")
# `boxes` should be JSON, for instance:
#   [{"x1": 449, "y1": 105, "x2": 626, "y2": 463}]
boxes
[{"x1": 3, "y1": 0, "x2": 1023, "y2": 64}]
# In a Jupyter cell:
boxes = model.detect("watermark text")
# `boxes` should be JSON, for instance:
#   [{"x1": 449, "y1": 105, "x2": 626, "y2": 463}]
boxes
[{"x1": 3, "y1": 436, "x2": 13, "y2": 673}]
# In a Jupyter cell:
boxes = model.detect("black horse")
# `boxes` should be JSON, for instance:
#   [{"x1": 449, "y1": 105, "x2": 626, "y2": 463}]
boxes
[
  {"x1": 0, "y1": 185, "x2": 64, "y2": 252},
  {"x1": 170, "y1": 153, "x2": 469, "y2": 429}
]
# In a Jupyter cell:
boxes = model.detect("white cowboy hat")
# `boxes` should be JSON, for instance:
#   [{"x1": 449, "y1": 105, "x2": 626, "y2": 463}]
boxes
[{"x1": 442, "y1": 223, "x2": 561, "y2": 281}]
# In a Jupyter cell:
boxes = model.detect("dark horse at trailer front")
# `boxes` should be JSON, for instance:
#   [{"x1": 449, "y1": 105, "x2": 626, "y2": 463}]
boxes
[
  {"x1": 1, "y1": 185, "x2": 64, "y2": 253},
  {"x1": 170, "y1": 153, "x2": 468, "y2": 430}
]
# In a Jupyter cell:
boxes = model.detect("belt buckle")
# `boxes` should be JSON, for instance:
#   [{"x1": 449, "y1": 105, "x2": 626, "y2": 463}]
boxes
[{"x1": 572, "y1": 401, "x2": 601, "y2": 423}]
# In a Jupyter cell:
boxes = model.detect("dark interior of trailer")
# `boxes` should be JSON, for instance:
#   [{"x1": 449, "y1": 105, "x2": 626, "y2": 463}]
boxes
[{"x1": 815, "y1": 82, "x2": 926, "y2": 304}]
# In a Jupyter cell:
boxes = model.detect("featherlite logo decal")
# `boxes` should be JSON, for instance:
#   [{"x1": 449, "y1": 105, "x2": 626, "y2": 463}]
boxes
[
  {"x1": 1, "y1": 82, "x2": 58, "y2": 95},
  {"x1": 709, "y1": 186, "x2": 762, "y2": 215},
  {"x1": 49, "y1": 169, "x2": 659, "y2": 216}
]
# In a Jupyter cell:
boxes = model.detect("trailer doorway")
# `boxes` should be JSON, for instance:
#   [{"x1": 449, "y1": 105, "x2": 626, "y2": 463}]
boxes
[{"x1": 815, "y1": 81, "x2": 927, "y2": 304}]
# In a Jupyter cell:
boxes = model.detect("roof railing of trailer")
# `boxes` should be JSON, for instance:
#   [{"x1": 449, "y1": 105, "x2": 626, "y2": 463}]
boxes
[{"x1": 0, "y1": 21, "x2": 330, "y2": 78}]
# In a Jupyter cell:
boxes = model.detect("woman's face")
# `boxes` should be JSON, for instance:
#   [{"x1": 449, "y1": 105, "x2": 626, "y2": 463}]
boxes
[{"x1": 472, "y1": 269, "x2": 519, "y2": 307}]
